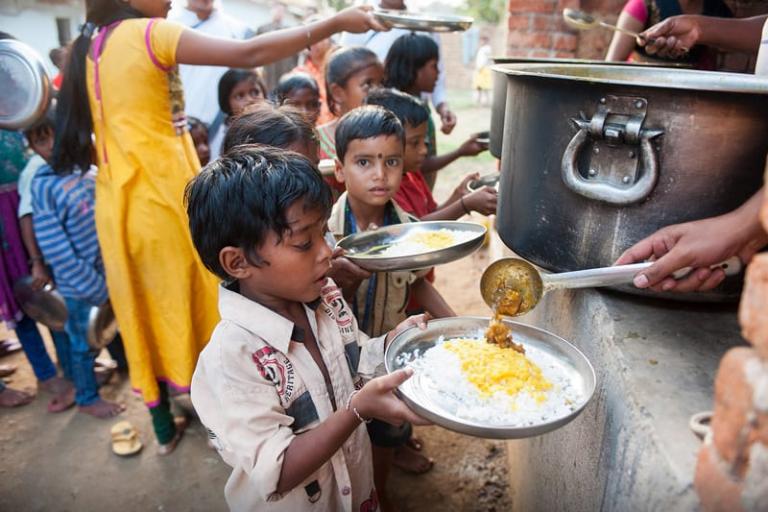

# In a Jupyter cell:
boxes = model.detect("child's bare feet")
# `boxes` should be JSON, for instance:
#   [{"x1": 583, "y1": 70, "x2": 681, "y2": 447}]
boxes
[
  {"x1": 39, "y1": 375, "x2": 70, "y2": 395},
  {"x1": 0, "y1": 386, "x2": 34, "y2": 407},
  {"x1": 47, "y1": 383, "x2": 75, "y2": 413},
  {"x1": 79, "y1": 398, "x2": 126, "y2": 418},
  {"x1": 406, "y1": 435, "x2": 423, "y2": 451},
  {"x1": 393, "y1": 445, "x2": 434, "y2": 474}
]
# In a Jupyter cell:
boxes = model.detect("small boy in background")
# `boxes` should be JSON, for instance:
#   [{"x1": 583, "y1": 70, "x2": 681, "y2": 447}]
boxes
[
  {"x1": 187, "y1": 145, "x2": 428, "y2": 511},
  {"x1": 29, "y1": 105, "x2": 125, "y2": 418},
  {"x1": 365, "y1": 88, "x2": 497, "y2": 221},
  {"x1": 328, "y1": 106, "x2": 455, "y2": 511},
  {"x1": 188, "y1": 117, "x2": 210, "y2": 167}
]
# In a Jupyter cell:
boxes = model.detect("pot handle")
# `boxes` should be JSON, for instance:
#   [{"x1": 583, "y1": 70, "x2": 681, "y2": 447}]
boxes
[{"x1": 561, "y1": 122, "x2": 662, "y2": 205}]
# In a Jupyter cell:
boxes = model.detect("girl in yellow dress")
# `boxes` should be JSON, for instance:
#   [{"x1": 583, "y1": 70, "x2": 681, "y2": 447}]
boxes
[{"x1": 53, "y1": 0, "x2": 385, "y2": 454}]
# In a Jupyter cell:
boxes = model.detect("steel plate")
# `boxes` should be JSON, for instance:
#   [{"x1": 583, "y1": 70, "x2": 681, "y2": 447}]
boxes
[
  {"x1": 373, "y1": 10, "x2": 473, "y2": 32},
  {"x1": 0, "y1": 39, "x2": 51, "y2": 130},
  {"x1": 385, "y1": 317, "x2": 596, "y2": 439},
  {"x1": 467, "y1": 173, "x2": 500, "y2": 192},
  {"x1": 337, "y1": 221, "x2": 485, "y2": 272}
]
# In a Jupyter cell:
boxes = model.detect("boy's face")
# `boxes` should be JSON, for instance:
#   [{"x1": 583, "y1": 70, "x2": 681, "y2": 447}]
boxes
[
  {"x1": 335, "y1": 135, "x2": 403, "y2": 207},
  {"x1": 229, "y1": 78, "x2": 265, "y2": 116},
  {"x1": 28, "y1": 126, "x2": 54, "y2": 163},
  {"x1": 232, "y1": 203, "x2": 332, "y2": 304},
  {"x1": 403, "y1": 122, "x2": 428, "y2": 172}
]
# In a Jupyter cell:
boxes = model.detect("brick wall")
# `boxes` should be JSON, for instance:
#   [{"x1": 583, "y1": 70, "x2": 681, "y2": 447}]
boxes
[
  {"x1": 695, "y1": 179, "x2": 768, "y2": 511},
  {"x1": 505, "y1": 0, "x2": 768, "y2": 65}
]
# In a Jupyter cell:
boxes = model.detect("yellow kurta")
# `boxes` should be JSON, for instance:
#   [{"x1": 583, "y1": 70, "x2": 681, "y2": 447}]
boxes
[{"x1": 86, "y1": 18, "x2": 219, "y2": 406}]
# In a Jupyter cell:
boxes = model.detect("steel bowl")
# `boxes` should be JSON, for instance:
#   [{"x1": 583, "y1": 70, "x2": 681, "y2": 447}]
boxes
[
  {"x1": 87, "y1": 301, "x2": 119, "y2": 350},
  {"x1": 12, "y1": 277, "x2": 68, "y2": 331},
  {"x1": 467, "y1": 173, "x2": 500, "y2": 192},
  {"x1": 337, "y1": 221, "x2": 485, "y2": 272},
  {"x1": 373, "y1": 10, "x2": 474, "y2": 32},
  {"x1": 0, "y1": 39, "x2": 52, "y2": 130},
  {"x1": 385, "y1": 316, "x2": 596, "y2": 439}
]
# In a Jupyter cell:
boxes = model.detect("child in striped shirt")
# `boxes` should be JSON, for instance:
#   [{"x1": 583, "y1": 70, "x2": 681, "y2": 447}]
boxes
[{"x1": 29, "y1": 107, "x2": 125, "y2": 419}]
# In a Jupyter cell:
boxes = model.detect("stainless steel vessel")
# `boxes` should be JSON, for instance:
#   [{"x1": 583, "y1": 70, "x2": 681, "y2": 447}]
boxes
[
  {"x1": 0, "y1": 39, "x2": 52, "y2": 130},
  {"x1": 495, "y1": 64, "x2": 768, "y2": 301}
]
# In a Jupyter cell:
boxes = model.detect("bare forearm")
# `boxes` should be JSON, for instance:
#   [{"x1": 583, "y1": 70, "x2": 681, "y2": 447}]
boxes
[
  {"x1": 733, "y1": 186, "x2": 768, "y2": 250},
  {"x1": 421, "y1": 149, "x2": 462, "y2": 175},
  {"x1": 696, "y1": 15, "x2": 766, "y2": 53},
  {"x1": 277, "y1": 408, "x2": 360, "y2": 494},
  {"x1": 19, "y1": 215, "x2": 42, "y2": 261},
  {"x1": 411, "y1": 279, "x2": 455, "y2": 318},
  {"x1": 421, "y1": 200, "x2": 464, "y2": 221},
  {"x1": 178, "y1": 17, "x2": 340, "y2": 69}
]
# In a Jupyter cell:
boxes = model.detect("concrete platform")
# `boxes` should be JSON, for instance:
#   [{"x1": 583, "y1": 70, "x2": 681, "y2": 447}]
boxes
[{"x1": 507, "y1": 287, "x2": 745, "y2": 511}]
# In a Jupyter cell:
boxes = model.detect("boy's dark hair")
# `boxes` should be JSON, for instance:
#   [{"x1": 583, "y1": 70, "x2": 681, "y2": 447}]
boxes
[
  {"x1": 325, "y1": 46, "x2": 380, "y2": 115},
  {"x1": 383, "y1": 33, "x2": 439, "y2": 92},
  {"x1": 53, "y1": 0, "x2": 144, "y2": 174},
  {"x1": 364, "y1": 88, "x2": 429, "y2": 128},
  {"x1": 222, "y1": 103, "x2": 316, "y2": 154},
  {"x1": 185, "y1": 144, "x2": 331, "y2": 280},
  {"x1": 24, "y1": 101, "x2": 57, "y2": 141},
  {"x1": 218, "y1": 69, "x2": 267, "y2": 115},
  {"x1": 271, "y1": 72, "x2": 319, "y2": 104},
  {"x1": 334, "y1": 105, "x2": 404, "y2": 163}
]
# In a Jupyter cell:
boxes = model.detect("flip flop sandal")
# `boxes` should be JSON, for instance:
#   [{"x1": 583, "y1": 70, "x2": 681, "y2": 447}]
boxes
[
  {"x1": 111, "y1": 420, "x2": 143, "y2": 456},
  {"x1": 47, "y1": 388, "x2": 75, "y2": 413},
  {"x1": 689, "y1": 411, "x2": 712, "y2": 440},
  {"x1": 0, "y1": 339, "x2": 22, "y2": 357}
]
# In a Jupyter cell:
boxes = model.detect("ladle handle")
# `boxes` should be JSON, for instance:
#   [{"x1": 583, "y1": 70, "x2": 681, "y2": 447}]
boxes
[
  {"x1": 598, "y1": 21, "x2": 641, "y2": 38},
  {"x1": 544, "y1": 256, "x2": 743, "y2": 291}
]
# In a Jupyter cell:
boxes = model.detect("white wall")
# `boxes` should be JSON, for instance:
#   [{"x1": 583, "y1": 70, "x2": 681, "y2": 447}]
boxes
[{"x1": 0, "y1": 2, "x2": 84, "y2": 73}]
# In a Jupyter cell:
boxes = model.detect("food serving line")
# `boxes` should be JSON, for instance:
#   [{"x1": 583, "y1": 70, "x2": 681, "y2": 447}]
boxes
[{"x1": 3, "y1": 9, "x2": 765, "y2": 510}]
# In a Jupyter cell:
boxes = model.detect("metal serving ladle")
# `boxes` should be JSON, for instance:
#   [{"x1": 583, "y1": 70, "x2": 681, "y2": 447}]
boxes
[
  {"x1": 563, "y1": 8, "x2": 644, "y2": 39},
  {"x1": 480, "y1": 257, "x2": 743, "y2": 317}
]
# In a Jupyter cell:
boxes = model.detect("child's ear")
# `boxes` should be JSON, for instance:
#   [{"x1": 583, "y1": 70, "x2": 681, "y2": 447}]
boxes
[
  {"x1": 219, "y1": 246, "x2": 253, "y2": 280},
  {"x1": 329, "y1": 83, "x2": 346, "y2": 109},
  {"x1": 333, "y1": 159, "x2": 345, "y2": 184}
]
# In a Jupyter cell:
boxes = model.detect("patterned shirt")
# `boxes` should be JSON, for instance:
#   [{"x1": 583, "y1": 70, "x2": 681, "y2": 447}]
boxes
[
  {"x1": 30, "y1": 165, "x2": 107, "y2": 305},
  {"x1": 191, "y1": 280, "x2": 383, "y2": 512}
]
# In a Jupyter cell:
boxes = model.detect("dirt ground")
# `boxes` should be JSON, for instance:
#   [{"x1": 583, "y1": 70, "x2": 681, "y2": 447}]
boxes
[{"x1": 0, "y1": 97, "x2": 513, "y2": 512}]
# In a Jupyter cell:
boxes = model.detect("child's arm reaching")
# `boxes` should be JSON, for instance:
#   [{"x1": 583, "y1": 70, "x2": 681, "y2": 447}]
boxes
[
  {"x1": 420, "y1": 133, "x2": 487, "y2": 176},
  {"x1": 411, "y1": 278, "x2": 456, "y2": 318},
  {"x1": 422, "y1": 186, "x2": 498, "y2": 221},
  {"x1": 278, "y1": 368, "x2": 427, "y2": 493},
  {"x1": 177, "y1": 6, "x2": 386, "y2": 69}
]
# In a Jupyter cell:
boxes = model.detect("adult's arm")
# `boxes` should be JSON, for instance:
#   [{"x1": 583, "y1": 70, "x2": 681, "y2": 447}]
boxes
[
  {"x1": 176, "y1": 6, "x2": 386, "y2": 68},
  {"x1": 605, "y1": 11, "x2": 645, "y2": 61}
]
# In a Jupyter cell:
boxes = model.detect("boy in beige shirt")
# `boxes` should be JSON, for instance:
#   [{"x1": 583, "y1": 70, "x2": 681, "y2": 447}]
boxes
[{"x1": 186, "y1": 145, "x2": 428, "y2": 511}]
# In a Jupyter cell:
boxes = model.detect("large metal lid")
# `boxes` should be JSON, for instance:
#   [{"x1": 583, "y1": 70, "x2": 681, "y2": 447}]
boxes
[
  {"x1": 0, "y1": 39, "x2": 52, "y2": 130},
  {"x1": 492, "y1": 62, "x2": 768, "y2": 94}
]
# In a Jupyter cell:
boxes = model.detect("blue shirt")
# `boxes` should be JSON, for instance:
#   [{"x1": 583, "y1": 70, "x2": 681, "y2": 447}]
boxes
[{"x1": 30, "y1": 165, "x2": 108, "y2": 306}]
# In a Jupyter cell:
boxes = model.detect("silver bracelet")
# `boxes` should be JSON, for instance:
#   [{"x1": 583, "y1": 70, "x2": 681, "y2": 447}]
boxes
[{"x1": 346, "y1": 390, "x2": 371, "y2": 424}]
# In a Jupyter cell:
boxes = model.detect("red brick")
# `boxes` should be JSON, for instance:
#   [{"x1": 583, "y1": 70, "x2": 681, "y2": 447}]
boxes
[
  {"x1": 695, "y1": 443, "x2": 745, "y2": 512},
  {"x1": 553, "y1": 32, "x2": 579, "y2": 51},
  {"x1": 507, "y1": 13, "x2": 530, "y2": 31},
  {"x1": 555, "y1": 50, "x2": 577, "y2": 58},
  {"x1": 508, "y1": 0, "x2": 556, "y2": 14},
  {"x1": 556, "y1": 0, "x2": 580, "y2": 9},
  {"x1": 739, "y1": 254, "x2": 768, "y2": 357},
  {"x1": 531, "y1": 13, "x2": 558, "y2": 31},
  {"x1": 529, "y1": 49, "x2": 554, "y2": 58},
  {"x1": 507, "y1": 31, "x2": 553, "y2": 49}
]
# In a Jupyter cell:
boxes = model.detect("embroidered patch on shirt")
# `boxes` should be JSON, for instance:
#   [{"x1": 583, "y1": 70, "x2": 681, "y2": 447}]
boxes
[{"x1": 252, "y1": 346, "x2": 295, "y2": 402}]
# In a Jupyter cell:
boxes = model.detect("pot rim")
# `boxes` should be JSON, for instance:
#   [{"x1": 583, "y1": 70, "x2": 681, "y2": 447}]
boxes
[{"x1": 492, "y1": 63, "x2": 768, "y2": 95}]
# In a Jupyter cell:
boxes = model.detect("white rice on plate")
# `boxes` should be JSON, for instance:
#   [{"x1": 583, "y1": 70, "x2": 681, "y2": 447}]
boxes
[{"x1": 378, "y1": 228, "x2": 477, "y2": 258}]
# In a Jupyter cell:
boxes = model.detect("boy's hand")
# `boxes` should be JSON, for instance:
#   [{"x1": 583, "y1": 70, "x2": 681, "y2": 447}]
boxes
[
  {"x1": 30, "y1": 261, "x2": 52, "y2": 291},
  {"x1": 352, "y1": 368, "x2": 431, "y2": 426},
  {"x1": 329, "y1": 247, "x2": 371, "y2": 300},
  {"x1": 463, "y1": 186, "x2": 498, "y2": 216},
  {"x1": 437, "y1": 104, "x2": 457, "y2": 134},
  {"x1": 385, "y1": 313, "x2": 430, "y2": 347},
  {"x1": 457, "y1": 134, "x2": 488, "y2": 157},
  {"x1": 638, "y1": 15, "x2": 700, "y2": 59},
  {"x1": 453, "y1": 172, "x2": 480, "y2": 199},
  {"x1": 333, "y1": 5, "x2": 389, "y2": 34}
]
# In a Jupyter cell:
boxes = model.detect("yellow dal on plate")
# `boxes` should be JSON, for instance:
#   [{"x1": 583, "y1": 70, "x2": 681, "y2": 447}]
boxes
[{"x1": 443, "y1": 338, "x2": 552, "y2": 403}]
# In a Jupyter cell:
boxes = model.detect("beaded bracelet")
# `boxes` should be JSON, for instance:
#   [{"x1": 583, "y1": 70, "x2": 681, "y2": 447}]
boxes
[{"x1": 346, "y1": 390, "x2": 372, "y2": 424}]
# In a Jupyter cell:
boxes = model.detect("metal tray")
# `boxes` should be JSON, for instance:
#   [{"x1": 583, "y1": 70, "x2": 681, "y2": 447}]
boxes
[
  {"x1": 318, "y1": 158, "x2": 335, "y2": 176},
  {"x1": 385, "y1": 317, "x2": 596, "y2": 439},
  {"x1": 373, "y1": 10, "x2": 474, "y2": 32},
  {"x1": 13, "y1": 276, "x2": 67, "y2": 331},
  {"x1": 336, "y1": 221, "x2": 485, "y2": 272},
  {"x1": 0, "y1": 39, "x2": 52, "y2": 130},
  {"x1": 467, "y1": 173, "x2": 500, "y2": 192}
]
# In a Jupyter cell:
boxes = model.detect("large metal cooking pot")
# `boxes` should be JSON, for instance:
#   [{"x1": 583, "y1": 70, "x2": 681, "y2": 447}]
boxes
[
  {"x1": 489, "y1": 57, "x2": 685, "y2": 158},
  {"x1": 495, "y1": 63, "x2": 768, "y2": 301},
  {"x1": 0, "y1": 39, "x2": 52, "y2": 130}
]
